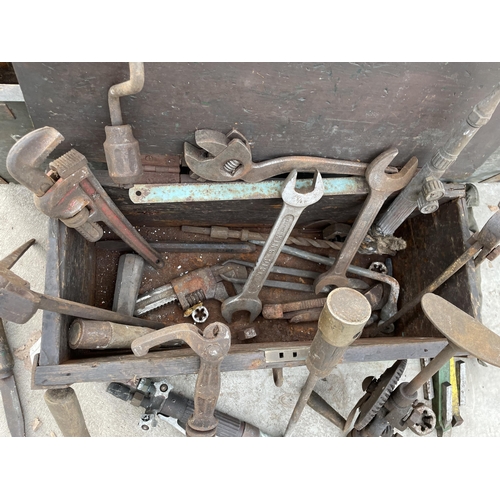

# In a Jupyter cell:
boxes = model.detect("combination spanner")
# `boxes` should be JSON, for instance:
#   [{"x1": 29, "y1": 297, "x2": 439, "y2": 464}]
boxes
[
  {"x1": 184, "y1": 129, "x2": 398, "y2": 183},
  {"x1": 220, "y1": 169, "x2": 324, "y2": 323},
  {"x1": 314, "y1": 148, "x2": 417, "y2": 293}
]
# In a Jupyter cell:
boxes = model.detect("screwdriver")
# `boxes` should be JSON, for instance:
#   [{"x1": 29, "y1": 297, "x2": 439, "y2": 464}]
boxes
[{"x1": 284, "y1": 288, "x2": 371, "y2": 437}]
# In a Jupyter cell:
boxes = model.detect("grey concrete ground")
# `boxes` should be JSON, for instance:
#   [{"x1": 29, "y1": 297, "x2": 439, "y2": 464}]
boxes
[{"x1": 1, "y1": 182, "x2": 500, "y2": 438}]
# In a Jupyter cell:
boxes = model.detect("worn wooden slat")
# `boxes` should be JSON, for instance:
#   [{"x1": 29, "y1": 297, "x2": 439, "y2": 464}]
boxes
[
  {"x1": 13, "y1": 62, "x2": 500, "y2": 181},
  {"x1": 33, "y1": 337, "x2": 449, "y2": 387},
  {"x1": 39, "y1": 220, "x2": 95, "y2": 366}
]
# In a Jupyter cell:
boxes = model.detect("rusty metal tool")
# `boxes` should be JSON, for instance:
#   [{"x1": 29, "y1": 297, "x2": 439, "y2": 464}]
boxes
[
  {"x1": 182, "y1": 224, "x2": 343, "y2": 251},
  {"x1": 221, "y1": 170, "x2": 324, "y2": 323},
  {"x1": 376, "y1": 83, "x2": 500, "y2": 236},
  {"x1": 103, "y1": 62, "x2": 144, "y2": 188},
  {"x1": 96, "y1": 240, "x2": 257, "y2": 254},
  {"x1": 107, "y1": 379, "x2": 267, "y2": 437},
  {"x1": 44, "y1": 387, "x2": 90, "y2": 437},
  {"x1": 263, "y1": 283, "x2": 384, "y2": 320},
  {"x1": 314, "y1": 148, "x2": 418, "y2": 293},
  {"x1": 184, "y1": 128, "x2": 399, "y2": 183},
  {"x1": 134, "y1": 262, "x2": 247, "y2": 316},
  {"x1": 377, "y1": 207, "x2": 500, "y2": 333},
  {"x1": 6, "y1": 127, "x2": 164, "y2": 269},
  {"x1": 251, "y1": 241, "x2": 400, "y2": 322},
  {"x1": 284, "y1": 288, "x2": 371, "y2": 437},
  {"x1": 0, "y1": 241, "x2": 164, "y2": 329},
  {"x1": 131, "y1": 322, "x2": 231, "y2": 437},
  {"x1": 0, "y1": 239, "x2": 31, "y2": 436},
  {"x1": 351, "y1": 293, "x2": 500, "y2": 437},
  {"x1": 220, "y1": 258, "x2": 368, "y2": 293},
  {"x1": 0, "y1": 318, "x2": 25, "y2": 437},
  {"x1": 113, "y1": 254, "x2": 144, "y2": 316}
]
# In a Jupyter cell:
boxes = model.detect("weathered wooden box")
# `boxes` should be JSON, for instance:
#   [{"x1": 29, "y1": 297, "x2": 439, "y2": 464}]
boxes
[{"x1": 33, "y1": 193, "x2": 479, "y2": 388}]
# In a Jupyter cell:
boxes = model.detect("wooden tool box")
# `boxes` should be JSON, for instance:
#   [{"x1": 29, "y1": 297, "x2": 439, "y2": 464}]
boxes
[{"x1": 10, "y1": 63, "x2": 488, "y2": 388}]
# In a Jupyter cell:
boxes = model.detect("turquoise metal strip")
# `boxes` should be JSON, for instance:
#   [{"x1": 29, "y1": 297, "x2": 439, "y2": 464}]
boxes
[{"x1": 129, "y1": 177, "x2": 368, "y2": 204}]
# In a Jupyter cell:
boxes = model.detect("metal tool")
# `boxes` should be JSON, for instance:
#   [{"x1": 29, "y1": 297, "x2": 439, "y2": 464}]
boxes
[
  {"x1": 131, "y1": 322, "x2": 231, "y2": 437},
  {"x1": 263, "y1": 283, "x2": 384, "y2": 320},
  {"x1": 351, "y1": 293, "x2": 500, "y2": 437},
  {"x1": 250, "y1": 241, "x2": 400, "y2": 322},
  {"x1": 184, "y1": 128, "x2": 399, "y2": 183},
  {"x1": 69, "y1": 320, "x2": 156, "y2": 349},
  {"x1": 314, "y1": 148, "x2": 417, "y2": 293},
  {"x1": 0, "y1": 241, "x2": 164, "y2": 329},
  {"x1": 113, "y1": 254, "x2": 144, "y2": 316},
  {"x1": 44, "y1": 387, "x2": 90, "y2": 437},
  {"x1": 96, "y1": 240, "x2": 257, "y2": 254},
  {"x1": 182, "y1": 224, "x2": 343, "y2": 251},
  {"x1": 6, "y1": 127, "x2": 164, "y2": 269},
  {"x1": 0, "y1": 319, "x2": 25, "y2": 437},
  {"x1": 221, "y1": 258, "x2": 368, "y2": 294},
  {"x1": 134, "y1": 262, "x2": 247, "y2": 316},
  {"x1": 284, "y1": 288, "x2": 371, "y2": 437},
  {"x1": 107, "y1": 379, "x2": 267, "y2": 437},
  {"x1": 0, "y1": 239, "x2": 37, "y2": 437},
  {"x1": 376, "y1": 83, "x2": 500, "y2": 236},
  {"x1": 103, "y1": 62, "x2": 144, "y2": 188},
  {"x1": 221, "y1": 170, "x2": 324, "y2": 323},
  {"x1": 377, "y1": 207, "x2": 500, "y2": 333}
]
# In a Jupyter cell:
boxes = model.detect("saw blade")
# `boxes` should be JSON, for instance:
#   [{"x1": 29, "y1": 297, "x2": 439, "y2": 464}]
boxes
[
  {"x1": 0, "y1": 376, "x2": 25, "y2": 437},
  {"x1": 134, "y1": 284, "x2": 177, "y2": 316}
]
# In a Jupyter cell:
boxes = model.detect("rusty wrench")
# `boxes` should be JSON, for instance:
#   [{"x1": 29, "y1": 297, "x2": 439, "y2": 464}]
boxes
[
  {"x1": 314, "y1": 148, "x2": 417, "y2": 293},
  {"x1": 184, "y1": 129, "x2": 399, "y2": 183},
  {"x1": 220, "y1": 169, "x2": 324, "y2": 323},
  {"x1": 6, "y1": 127, "x2": 163, "y2": 269},
  {"x1": 131, "y1": 322, "x2": 231, "y2": 437}
]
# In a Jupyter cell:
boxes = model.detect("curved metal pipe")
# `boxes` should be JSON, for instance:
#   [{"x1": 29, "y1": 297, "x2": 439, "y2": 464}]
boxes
[{"x1": 108, "y1": 62, "x2": 145, "y2": 126}]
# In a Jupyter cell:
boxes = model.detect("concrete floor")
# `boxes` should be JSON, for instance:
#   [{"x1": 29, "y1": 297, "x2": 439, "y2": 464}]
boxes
[{"x1": 1, "y1": 182, "x2": 500, "y2": 438}]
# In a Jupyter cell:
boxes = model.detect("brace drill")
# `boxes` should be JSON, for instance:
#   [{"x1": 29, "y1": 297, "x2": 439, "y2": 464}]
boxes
[{"x1": 6, "y1": 127, "x2": 164, "y2": 269}]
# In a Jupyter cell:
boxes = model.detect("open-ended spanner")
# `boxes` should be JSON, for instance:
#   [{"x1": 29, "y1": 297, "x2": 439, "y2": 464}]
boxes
[
  {"x1": 220, "y1": 169, "x2": 324, "y2": 323},
  {"x1": 184, "y1": 129, "x2": 398, "y2": 183},
  {"x1": 6, "y1": 127, "x2": 163, "y2": 269},
  {"x1": 131, "y1": 322, "x2": 231, "y2": 437},
  {"x1": 314, "y1": 148, "x2": 417, "y2": 293}
]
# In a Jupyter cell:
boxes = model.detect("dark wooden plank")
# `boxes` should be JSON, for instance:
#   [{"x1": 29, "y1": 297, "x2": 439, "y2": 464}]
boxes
[
  {"x1": 33, "y1": 337, "x2": 449, "y2": 387},
  {"x1": 392, "y1": 199, "x2": 478, "y2": 338},
  {"x1": 13, "y1": 62, "x2": 500, "y2": 181},
  {"x1": 39, "y1": 220, "x2": 95, "y2": 366}
]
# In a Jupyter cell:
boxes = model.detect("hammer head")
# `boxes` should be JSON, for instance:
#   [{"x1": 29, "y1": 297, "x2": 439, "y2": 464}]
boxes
[
  {"x1": 0, "y1": 268, "x2": 40, "y2": 324},
  {"x1": 281, "y1": 169, "x2": 324, "y2": 208}
]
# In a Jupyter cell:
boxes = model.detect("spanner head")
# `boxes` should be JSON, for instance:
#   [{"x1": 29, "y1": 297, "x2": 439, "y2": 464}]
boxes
[
  {"x1": 221, "y1": 295, "x2": 262, "y2": 324},
  {"x1": 365, "y1": 148, "x2": 418, "y2": 192},
  {"x1": 281, "y1": 169, "x2": 324, "y2": 207}
]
